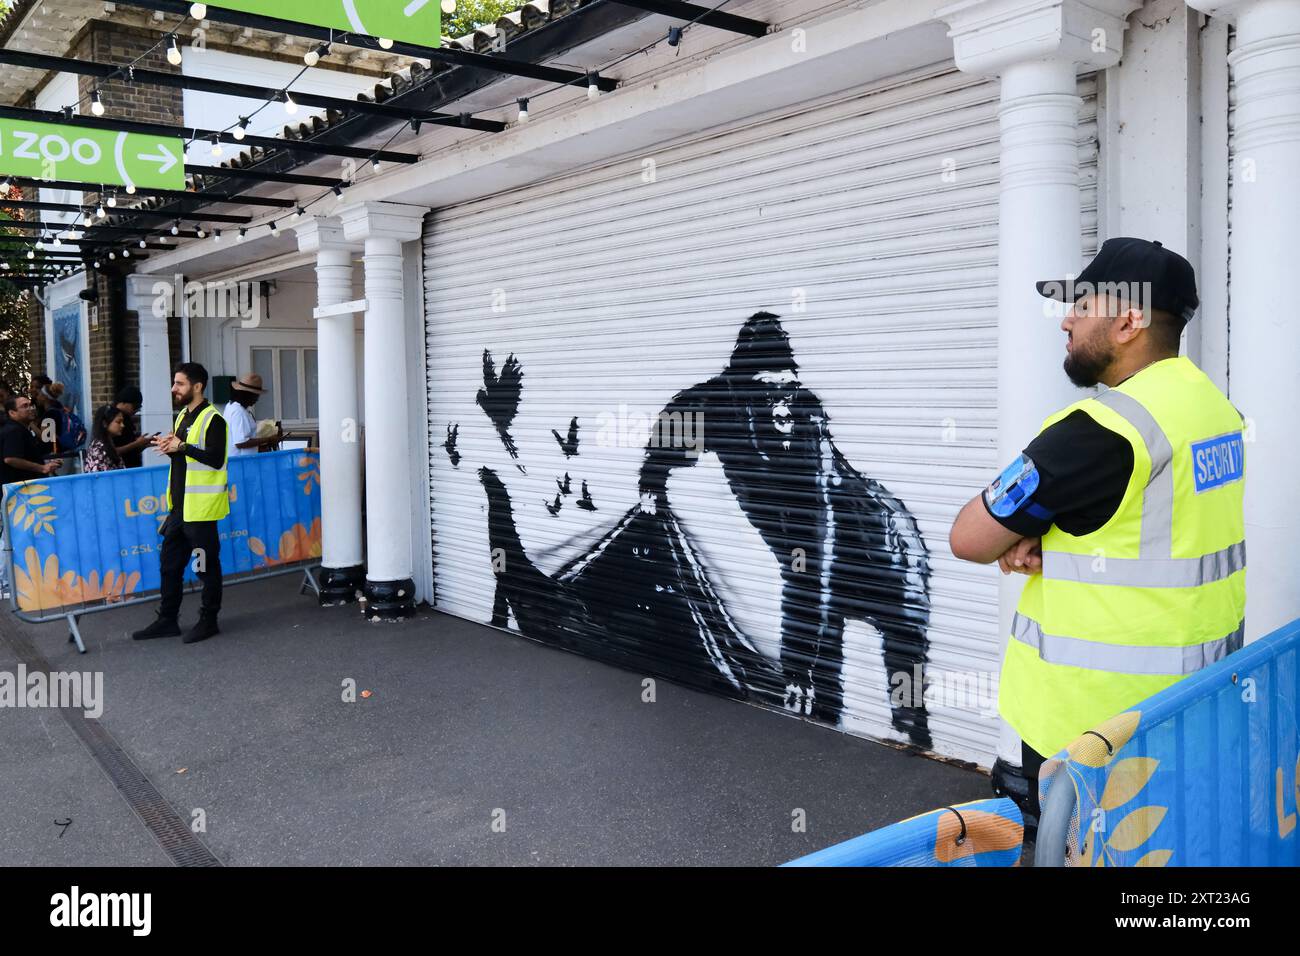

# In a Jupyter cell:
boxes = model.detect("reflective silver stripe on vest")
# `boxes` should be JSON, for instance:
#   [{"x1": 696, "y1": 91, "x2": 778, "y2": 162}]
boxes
[
  {"x1": 1093, "y1": 388, "x2": 1173, "y2": 558},
  {"x1": 1011, "y1": 612, "x2": 1244, "y2": 675},
  {"x1": 1042, "y1": 540, "x2": 1246, "y2": 587}
]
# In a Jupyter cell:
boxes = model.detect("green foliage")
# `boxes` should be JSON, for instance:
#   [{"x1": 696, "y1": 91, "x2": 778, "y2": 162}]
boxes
[
  {"x1": 444, "y1": 0, "x2": 525, "y2": 38},
  {"x1": 0, "y1": 185, "x2": 35, "y2": 390}
]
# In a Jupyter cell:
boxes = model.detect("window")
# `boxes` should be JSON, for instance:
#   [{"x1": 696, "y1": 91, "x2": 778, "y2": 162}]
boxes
[{"x1": 249, "y1": 346, "x2": 317, "y2": 424}]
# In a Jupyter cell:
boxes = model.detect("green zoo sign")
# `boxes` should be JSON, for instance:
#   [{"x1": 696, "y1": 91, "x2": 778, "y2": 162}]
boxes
[
  {"x1": 0, "y1": 118, "x2": 185, "y2": 191},
  {"x1": 214, "y1": 0, "x2": 442, "y2": 47}
]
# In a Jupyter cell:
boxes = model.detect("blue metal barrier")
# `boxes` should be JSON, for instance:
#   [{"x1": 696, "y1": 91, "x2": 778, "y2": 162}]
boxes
[
  {"x1": 1036, "y1": 617, "x2": 1300, "y2": 867},
  {"x1": 782, "y1": 797, "x2": 1023, "y2": 867},
  {"x1": 3, "y1": 449, "x2": 323, "y2": 652}
]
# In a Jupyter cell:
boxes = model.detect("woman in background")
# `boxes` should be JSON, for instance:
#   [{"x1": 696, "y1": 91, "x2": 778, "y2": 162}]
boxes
[{"x1": 83, "y1": 404, "x2": 126, "y2": 473}]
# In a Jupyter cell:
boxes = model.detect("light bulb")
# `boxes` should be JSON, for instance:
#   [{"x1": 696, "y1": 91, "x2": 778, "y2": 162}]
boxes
[
  {"x1": 90, "y1": 90, "x2": 104, "y2": 116},
  {"x1": 126, "y1": 184, "x2": 137, "y2": 194},
  {"x1": 371, "y1": 157, "x2": 381, "y2": 171},
  {"x1": 93, "y1": 260, "x2": 100, "y2": 269},
  {"x1": 2, "y1": 261, "x2": 9, "y2": 270},
  {"x1": 378, "y1": 37, "x2": 394, "y2": 49},
  {"x1": 139, "y1": 239, "x2": 146, "y2": 248},
  {"x1": 233, "y1": 119, "x2": 247, "y2": 141},
  {"x1": 588, "y1": 80, "x2": 599, "y2": 101},
  {"x1": 213, "y1": 230, "x2": 222, "y2": 242},
  {"x1": 52, "y1": 236, "x2": 61, "y2": 247},
  {"x1": 122, "y1": 248, "x2": 130, "y2": 258},
  {"x1": 442, "y1": 0, "x2": 456, "y2": 12},
  {"x1": 517, "y1": 98, "x2": 529, "y2": 123},
  {"x1": 304, "y1": 48, "x2": 319, "y2": 67},
  {"x1": 197, "y1": 227, "x2": 206, "y2": 238},
  {"x1": 190, "y1": 2, "x2": 207, "y2": 19},
  {"x1": 83, "y1": 215, "x2": 92, "y2": 227},
  {"x1": 167, "y1": 36, "x2": 182, "y2": 66},
  {"x1": 210, "y1": 136, "x2": 223, "y2": 157},
  {"x1": 284, "y1": 94, "x2": 298, "y2": 116},
  {"x1": 293, "y1": 206, "x2": 304, "y2": 220},
  {"x1": 96, "y1": 204, "x2": 105, "y2": 219},
  {"x1": 171, "y1": 221, "x2": 180, "y2": 235},
  {"x1": 237, "y1": 228, "x2": 246, "y2": 242},
  {"x1": 107, "y1": 194, "x2": 117, "y2": 207},
  {"x1": 26, "y1": 250, "x2": 34, "y2": 260}
]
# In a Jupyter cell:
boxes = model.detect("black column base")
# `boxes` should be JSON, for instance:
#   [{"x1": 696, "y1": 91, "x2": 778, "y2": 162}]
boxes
[
  {"x1": 362, "y1": 577, "x2": 416, "y2": 620},
  {"x1": 991, "y1": 756, "x2": 1038, "y2": 837},
  {"x1": 318, "y1": 565, "x2": 364, "y2": 606}
]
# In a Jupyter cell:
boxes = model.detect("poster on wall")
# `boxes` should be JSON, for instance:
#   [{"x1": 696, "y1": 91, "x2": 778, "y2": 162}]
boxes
[{"x1": 50, "y1": 301, "x2": 87, "y2": 427}]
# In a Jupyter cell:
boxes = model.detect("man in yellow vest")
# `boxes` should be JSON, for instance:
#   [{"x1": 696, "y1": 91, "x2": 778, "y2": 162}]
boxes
[
  {"x1": 949, "y1": 238, "x2": 1246, "y2": 833},
  {"x1": 132, "y1": 362, "x2": 230, "y2": 645}
]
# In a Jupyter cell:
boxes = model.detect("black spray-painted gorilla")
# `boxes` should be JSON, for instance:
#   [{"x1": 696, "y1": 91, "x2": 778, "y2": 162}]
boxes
[{"x1": 474, "y1": 312, "x2": 933, "y2": 748}]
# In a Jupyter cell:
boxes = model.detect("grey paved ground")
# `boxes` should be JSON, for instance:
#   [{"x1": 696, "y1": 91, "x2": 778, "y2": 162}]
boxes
[{"x1": 0, "y1": 575, "x2": 991, "y2": 866}]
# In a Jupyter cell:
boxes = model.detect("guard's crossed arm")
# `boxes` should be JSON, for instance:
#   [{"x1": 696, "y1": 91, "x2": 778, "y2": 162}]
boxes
[{"x1": 950, "y1": 493, "x2": 1024, "y2": 564}]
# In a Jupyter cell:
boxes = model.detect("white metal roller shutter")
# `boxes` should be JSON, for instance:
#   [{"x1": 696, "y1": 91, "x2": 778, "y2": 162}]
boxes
[{"x1": 424, "y1": 64, "x2": 1100, "y2": 767}]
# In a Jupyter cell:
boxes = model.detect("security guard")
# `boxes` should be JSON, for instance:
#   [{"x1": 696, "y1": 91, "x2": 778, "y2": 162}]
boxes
[
  {"x1": 132, "y1": 362, "x2": 230, "y2": 645},
  {"x1": 949, "y1": 238, "x2": 1246, "y2": 830}
]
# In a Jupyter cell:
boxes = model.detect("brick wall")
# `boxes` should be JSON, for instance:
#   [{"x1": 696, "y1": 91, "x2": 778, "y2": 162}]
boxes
[{"x1": 18, "y1": 20, "x2": 182, "y2": 405}]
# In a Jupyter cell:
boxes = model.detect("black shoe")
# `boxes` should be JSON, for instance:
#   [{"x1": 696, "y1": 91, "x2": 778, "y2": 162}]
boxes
[
  {"x1": 183, "y1": 613, "x2": 220, "y2": 644},
  {"x1": 132, "y1": 615, "x2": 181, "y2": 640}
]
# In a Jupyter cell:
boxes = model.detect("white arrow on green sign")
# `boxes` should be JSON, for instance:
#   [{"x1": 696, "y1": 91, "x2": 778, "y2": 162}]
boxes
[
  {"x1": 214, "y1": 0, "x2": 442, "y2": 48},
  {"x1": 0, "y1": 118, "x2": 185, "y2": 191}
]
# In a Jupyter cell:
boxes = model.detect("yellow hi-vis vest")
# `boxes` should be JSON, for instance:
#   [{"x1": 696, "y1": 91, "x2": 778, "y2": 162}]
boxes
[
  {"x1": 999, "y1": 356, "x2": 1246, "y2": 757},
  {"x1": 165, "y1": 403, "x2": 230, "y2": 522}
]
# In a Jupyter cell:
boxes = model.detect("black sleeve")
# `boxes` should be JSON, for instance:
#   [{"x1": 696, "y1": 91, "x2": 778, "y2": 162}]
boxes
[
  {"x1": 982, "y1": 409, "x2": 1134, "y2": 538},
  {"x1": 184, "y1": 415, "x2": 227, "y2": 469}
]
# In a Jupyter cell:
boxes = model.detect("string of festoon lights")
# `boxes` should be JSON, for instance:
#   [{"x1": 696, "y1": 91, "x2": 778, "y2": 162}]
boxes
[{"x1": 3, "y1": 0, "x2": 738, "y2": 278}]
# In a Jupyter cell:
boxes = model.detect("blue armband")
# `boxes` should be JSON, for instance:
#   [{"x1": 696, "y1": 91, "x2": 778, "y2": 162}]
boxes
[{"x1": 985, "y1": 454, "x2": 1055, "y2": 521}]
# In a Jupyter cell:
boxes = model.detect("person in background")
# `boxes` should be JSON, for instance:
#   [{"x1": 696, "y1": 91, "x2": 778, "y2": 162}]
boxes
[
  {"x1": 83, "y1": 404, "x2": 127, "y2": 473},
  {"x1": 29, "y1": 373, "x2": 50, "y2": 402},
  {"x1": 0, "y1": 382, "x2": 13, "y2": 405},
  {"x1": 224, "y1": 372, "x2": 282, "y2": 456},
  {"x1": 112, "y1": 385, "x2": 153, "y2": 468},
  {"x1": 1, "y1": 395, "x2": 60, "y2": 484}
]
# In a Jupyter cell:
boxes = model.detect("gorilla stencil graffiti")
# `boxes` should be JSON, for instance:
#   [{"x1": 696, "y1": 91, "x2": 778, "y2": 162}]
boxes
[{"x1": 462, "y1": 312, "x2": 933, "y2": 748}]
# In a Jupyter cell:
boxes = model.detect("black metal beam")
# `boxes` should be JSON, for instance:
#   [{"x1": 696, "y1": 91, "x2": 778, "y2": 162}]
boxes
[
  {"x1": 0, "y1": 197, "x2": 252, "y2": 224},
  {"x1": 0, "y1": 220, "x2": 202, "y2": 238},
  {"x1": 0, "y1": 239, "x2": 173, "y2": 249},
  {"x1": 611, "y1": 1, "x2": 769, "y2": 36},
  {"x1": 0, "y1": 48, "x2": 503, "y2": 131},
  {"x1": 112, "y1": 0, "x2": 619, "y2": 91},
  {"x1": 185, "y1": 164, "x2": 341, "y2": 189},
  {"x1": 0, "y1": 104, "x2": 419, "y2": 165},
  {"x1": 1, "y1": 174, "x2": 296, "y2": 208}
]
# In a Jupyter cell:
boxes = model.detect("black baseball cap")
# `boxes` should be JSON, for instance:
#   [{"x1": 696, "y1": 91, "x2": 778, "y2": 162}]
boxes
[{"x1": 1036, "y1": 238, "x2": 1199, "y2": 323}]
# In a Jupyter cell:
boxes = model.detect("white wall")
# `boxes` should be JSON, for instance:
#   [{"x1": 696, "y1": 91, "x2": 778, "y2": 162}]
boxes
[{"x1": 182, "y1": 48, "x2": 381, "y2": 171}]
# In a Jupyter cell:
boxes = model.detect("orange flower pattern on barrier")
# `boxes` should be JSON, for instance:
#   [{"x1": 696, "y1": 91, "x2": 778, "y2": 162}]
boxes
[
  {"x1": 247, "y1": 517, "x2": 322, "y2": 568},
  {"x1": 13, "y1": 547, "x2": 142, "y2": 612}
]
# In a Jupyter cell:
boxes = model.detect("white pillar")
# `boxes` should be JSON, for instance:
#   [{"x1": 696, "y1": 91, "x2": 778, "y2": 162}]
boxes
[
  {"x1": 126, "y1": 273, "x2": 173, "y2": 465},
  {"x1": 296, "y1": 217, "x2": 366, "y2": 605},
  {"x1": 338, "y1": 201, "x2": 429, "y2": 620},
  {"x1": 940, "y1": 0, "x2": 1141, "y2": 769},
  {"x1": 1187, "y1": 0, "x2": 1300, "y2": 639}
]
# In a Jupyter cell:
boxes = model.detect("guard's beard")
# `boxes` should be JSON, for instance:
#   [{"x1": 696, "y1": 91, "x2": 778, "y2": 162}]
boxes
[{"x1": 1063, "y1": 335, "x2": 1115, "y2": 388}]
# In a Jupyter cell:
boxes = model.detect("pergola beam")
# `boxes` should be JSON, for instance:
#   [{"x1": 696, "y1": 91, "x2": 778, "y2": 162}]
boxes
[
  {"x1": 0, "y1": 49, "x2": 503, "y2": 131},
  {"x1": 0, "y1": 104, "x2": 419, "y2": 164},
  {"x1": 0, "y1": 197, "x2": 252, "y2": 224},
  {"x1": 2, "y1": 174, "x2": 296, "y2": 208},
  {"x1": 611, "y1": 1, "x2": 769, "y2": 36},
  {"x1": 111, "y1": 0, "x2": 620, "y2": 91}
]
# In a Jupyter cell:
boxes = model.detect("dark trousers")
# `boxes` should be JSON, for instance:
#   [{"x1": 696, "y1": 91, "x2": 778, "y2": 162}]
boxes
[
  {"x1": 158, "y1": 513, "x2": 222, "y2": 619},
  {"x1": 1022, "y1": 740, "x2": 1048, "y2": 819}
]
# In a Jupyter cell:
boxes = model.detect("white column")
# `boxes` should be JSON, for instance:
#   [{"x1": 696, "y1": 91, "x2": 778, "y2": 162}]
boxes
[
  {"x1": 296, "y1": 217, "x2": 366, "y2": 605},
  {"x1": 940, "y1": 0, "x2": 1141, "y2": 769},
  {"x1": 338, "y1": 201, "x2": 429, "y2": 620},
  {"x1": 1188, "y1": 0, "x2": 1300, "y2": 639},
  {"x1": 126, "y1": 273, "x2": 173, "y2": 465}
]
